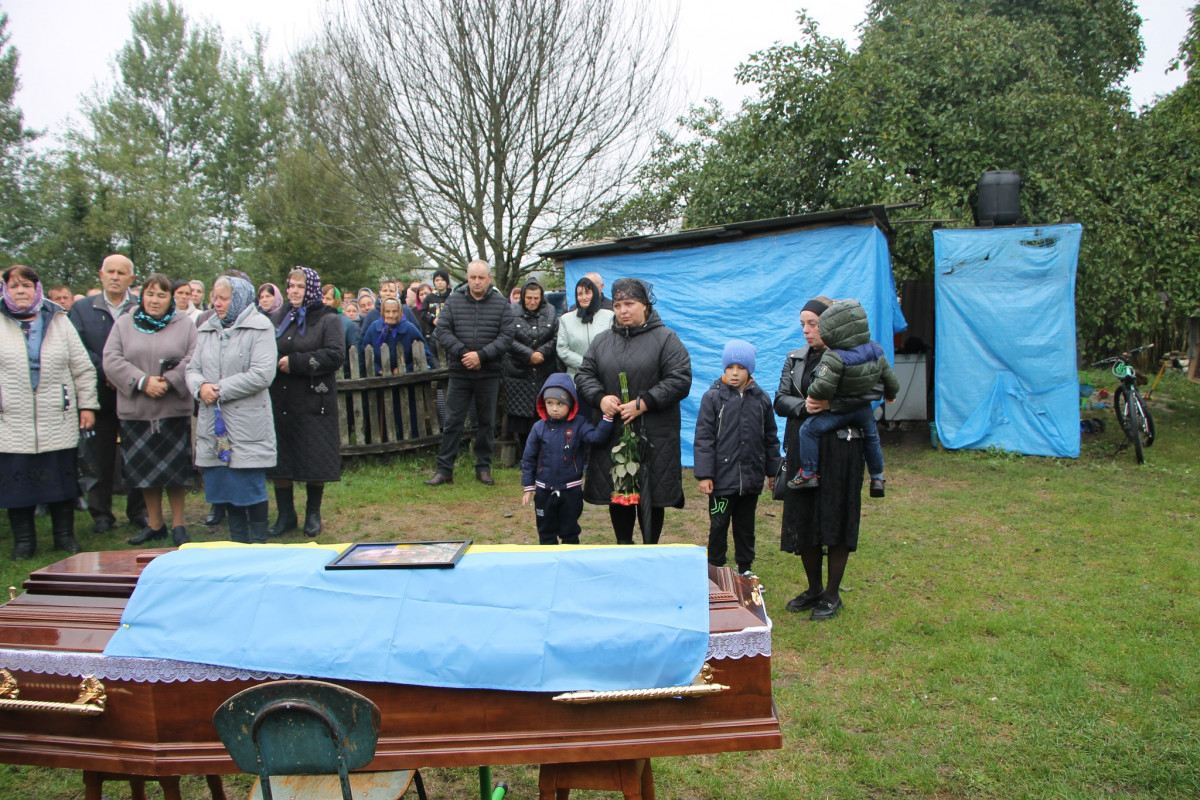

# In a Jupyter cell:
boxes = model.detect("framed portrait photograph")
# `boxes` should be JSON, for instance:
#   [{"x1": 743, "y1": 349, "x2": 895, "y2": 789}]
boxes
[{"x1": 325, "y1": 540, "x2": 472, "y2": 570}]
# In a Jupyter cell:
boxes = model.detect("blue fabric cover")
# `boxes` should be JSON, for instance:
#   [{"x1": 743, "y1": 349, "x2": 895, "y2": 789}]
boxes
[
  {"x1": 565, "y1": 224, "x2": 905, "y2": 466},
  {"x1": 104, "y1": 546, "x2": 711, "y2": 692},
  {"x1": 932, "y1": 224, "x2": 1082, "y2": 457}
]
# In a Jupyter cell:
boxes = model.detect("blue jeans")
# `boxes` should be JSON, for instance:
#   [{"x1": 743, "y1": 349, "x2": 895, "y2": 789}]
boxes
[{"x1": 799, "y1": 406, "x2": 884, "y2": 478}]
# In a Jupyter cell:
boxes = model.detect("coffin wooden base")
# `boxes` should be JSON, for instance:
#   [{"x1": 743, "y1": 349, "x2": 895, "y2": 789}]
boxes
[
  {"x1": 82, "y1": 770, "x2": 227, "y2": 800},
  {"x1": 538, "y1": 758, "x2": 654, "y2": 800}
]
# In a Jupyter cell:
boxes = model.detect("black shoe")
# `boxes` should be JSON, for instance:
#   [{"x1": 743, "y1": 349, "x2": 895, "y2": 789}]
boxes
[
  {"x1": 267, "y1": 512, "x2": 298, "y2": 537},
  {"x1": 810, "y1": 597, "x2": 844, "y2": 621},
  {"x1": 786, "y1": 589, "x2": 823, "y2": 613},
  {"x1": 203, "y1": 504, "x2": 226, "y2": 526},
  {"x1": 475, "y1": 469, "x2": 495, "y2": 486},
  {"x1": 424, "y1": 473, "x2": 454, "y2": 486},
  {"x1": 171, "y1": 526, "x2": 191, "y2": 546},
  {"x1": 870, "y1": 478, "x2": 886, "y2": 498},
  {"x1": 303, "y1": 513, "x2": 322, "y2": 537},
  {"x1": 127, "y1": 525, "x2": 168, "y2": 546},
  {"x1": 53, "y1": 534, "x2": 82, "y2": 554},
  {"x1": 92, "y1": 518, "x2": 112, "y2": 534},
  {"x1": 788, "y1": 472, "x2": 820, "y2": 490}
]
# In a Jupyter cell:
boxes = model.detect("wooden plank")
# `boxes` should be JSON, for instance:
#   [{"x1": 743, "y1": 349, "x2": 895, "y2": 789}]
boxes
[
  {"x1": 338, "y1": 347, "x2": 352, "y2": 447},
  {"x1": 380, "y1": 349, "x2": 397, "y2": 445},
  {"x1": 411, "y1": 347, "x2": 432, "y2": 437}
]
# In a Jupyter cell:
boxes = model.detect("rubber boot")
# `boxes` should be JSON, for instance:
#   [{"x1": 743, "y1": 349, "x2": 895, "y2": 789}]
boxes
[
  {"x1": 227, "y1": 505, "x2": 251, "y2": 544},
  {"x1": 247, "y1": 501, "x2": 270, "y2": 544},
  {"x1": 49, "y1": 500, "x2": 81, "y2": 554},
  {"x1": 8, "y1": 506, "x2": 37, "y2": 560},
  {"x1": 267, "y1": 485, "x2": 297, "y2": 537},
  {"x1": 303, "y1": 483, "x2": 323, "y2": 537}
]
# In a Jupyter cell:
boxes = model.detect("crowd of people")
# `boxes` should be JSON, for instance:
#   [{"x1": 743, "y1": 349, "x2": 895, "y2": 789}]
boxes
[{"x1": 2, "y1": 254, "x2": 891, "y2": 622}]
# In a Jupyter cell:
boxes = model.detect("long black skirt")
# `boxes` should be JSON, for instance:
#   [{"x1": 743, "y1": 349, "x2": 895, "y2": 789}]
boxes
[
  {"x1": 780, "y1": 424, "x2": 864, "y2": 553},
  {"x1": 0, "y1": 448, "x2": 79, "y2": 508},
  {"x1": 120, "y1": 417, "x2": 195, "y2": 489}
]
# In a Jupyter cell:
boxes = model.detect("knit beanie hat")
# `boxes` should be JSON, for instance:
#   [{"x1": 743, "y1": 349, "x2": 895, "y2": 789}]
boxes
[
  {"x1": 542, "y1": 386, "x2": 571, "y2": 406},
  {"x1": 722, "y1": 340, "x2": 756, "y2": 374},
  {"x1": 432, "y1": 268, "x2": 451, "y2": 285}
]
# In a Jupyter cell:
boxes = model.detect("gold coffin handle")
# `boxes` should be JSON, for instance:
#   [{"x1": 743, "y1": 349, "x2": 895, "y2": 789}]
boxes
[
  {"x1": 0, "y1": 669, "x2": 107, "y2": 716},
  {"x1": 553, "y1": 662, "x2": 730, "y2": 704}
]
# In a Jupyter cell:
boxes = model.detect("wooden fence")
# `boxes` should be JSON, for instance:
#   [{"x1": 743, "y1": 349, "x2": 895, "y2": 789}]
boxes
[{"x1": 337, "y1": 346, "x2": 450, "y2": 457}]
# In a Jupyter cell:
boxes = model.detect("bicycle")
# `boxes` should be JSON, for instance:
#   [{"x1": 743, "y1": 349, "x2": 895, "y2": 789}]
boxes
[{"x1": 1091, "y1": 344, "x2": 1156, "y2": 464}]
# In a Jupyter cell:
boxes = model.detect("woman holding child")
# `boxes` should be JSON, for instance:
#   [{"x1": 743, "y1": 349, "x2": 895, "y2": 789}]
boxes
[
  {"x1": 774, "y1": 296, "x2": 869, "y2": 621},
  {"x1": 575, "y1": 278, "x2": 691, "y2": 545}
]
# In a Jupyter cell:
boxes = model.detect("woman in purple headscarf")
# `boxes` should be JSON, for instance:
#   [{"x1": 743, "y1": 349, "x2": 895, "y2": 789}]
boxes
[
  {"x1": 0, "y1": 265, "x2": 97, "y2": 558},
  {"x1": 267, "y1": 266, "x2": 345, "y2": 537}
]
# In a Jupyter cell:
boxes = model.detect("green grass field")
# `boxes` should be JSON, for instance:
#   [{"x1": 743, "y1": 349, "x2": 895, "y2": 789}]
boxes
[{"x1": 1, "y1": 368, "x2": 1196, "y2": 799}]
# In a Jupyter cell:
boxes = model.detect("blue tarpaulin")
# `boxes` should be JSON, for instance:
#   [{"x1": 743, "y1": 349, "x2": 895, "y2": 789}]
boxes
[
  {"x1": 104, "y1": 546, "x2": 711, "y2": 692},
  {"x1": 932, "y1": 224, "x2": 1083, "y2": 457},
  {"x1": 564, "y1": 224, "x2": 906, "y2": 466}
]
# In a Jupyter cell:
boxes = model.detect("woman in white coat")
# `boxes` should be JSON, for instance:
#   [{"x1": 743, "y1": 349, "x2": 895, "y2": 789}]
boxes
[
  {"x1": 0, "y1": 265, "x2": 97, "y2": 558},
  {"x1": 186, "y1": 276, "x2": 277, "y2": 543},
  {"x1": 555, "y1": 275, "x2": 614, "y2": 420}
]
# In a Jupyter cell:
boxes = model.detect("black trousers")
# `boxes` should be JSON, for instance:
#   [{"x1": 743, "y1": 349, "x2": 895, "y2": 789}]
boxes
[
  {"x1": 535, "y1": 486, "x2": 584, "y2": 545},
  {"x1": 706, "y1": 493, "x2": 759, "y2": 572},
  {"x1": 609, "y1": 504, "x2": 665, "y2": 545},
  {"x1": 435, "y1": 374, "x2": 500, "y2": 475},
  {"x1": 87, "y1": 409, "x2": 146, "y2": 525}
]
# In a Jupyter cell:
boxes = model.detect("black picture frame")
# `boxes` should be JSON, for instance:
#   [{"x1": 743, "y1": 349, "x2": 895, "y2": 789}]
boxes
[{"x1": 325, "y1": 540, "x2": 472, "y2": 570}]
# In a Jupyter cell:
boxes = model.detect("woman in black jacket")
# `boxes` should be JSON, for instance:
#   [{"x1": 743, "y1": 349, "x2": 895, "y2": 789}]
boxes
[
  {"x1": 268, "y1": 267, "x2": 345, "y2": 537},
  {"x1": 575, "y1": 278, "x2": 691, "y2": 544},
  {"x1": 503, "y1": 278, "x2": 558, "y2": 454}
]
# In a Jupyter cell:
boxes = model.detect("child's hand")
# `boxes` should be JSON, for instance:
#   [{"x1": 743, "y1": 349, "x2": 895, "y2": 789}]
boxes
[
  {"x1": 522, "y1": 490, "x2": 533, "y2": 506},
  {"x1": 697, "y1": 479, "x2": 713, "y2": 495}
]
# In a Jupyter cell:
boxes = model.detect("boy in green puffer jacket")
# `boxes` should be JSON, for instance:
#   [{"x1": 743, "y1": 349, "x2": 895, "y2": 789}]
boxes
[{"x1": 788, "y1": 299, "x2": 899, "y2": 497}]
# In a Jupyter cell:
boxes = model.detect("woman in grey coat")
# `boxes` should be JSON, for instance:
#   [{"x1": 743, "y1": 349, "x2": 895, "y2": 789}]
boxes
[{"x1": 186, "y1": 276, "x2": 277, "y2": 543}]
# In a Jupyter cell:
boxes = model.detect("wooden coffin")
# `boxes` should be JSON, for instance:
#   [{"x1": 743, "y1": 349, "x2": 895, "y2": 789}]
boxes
[{"x1": 0, "y1": 550, "x2": 780, "y2": 776}]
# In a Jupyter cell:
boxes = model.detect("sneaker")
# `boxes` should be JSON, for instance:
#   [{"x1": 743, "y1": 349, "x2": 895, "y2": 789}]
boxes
[
  {"x1": 870, "y1": 478, "x2": 886, "y2": 498},
  {"x1": 788, "y1": 472, "x2": 820, "y2": 490},
  {"x1": 810, "y1": 597, "x2": 844, "y2": 621}
]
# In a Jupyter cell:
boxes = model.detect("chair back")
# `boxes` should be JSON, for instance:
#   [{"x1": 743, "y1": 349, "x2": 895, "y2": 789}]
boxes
[{"x1": 213, "y1": 679, "x2": 383, "y2": 800}]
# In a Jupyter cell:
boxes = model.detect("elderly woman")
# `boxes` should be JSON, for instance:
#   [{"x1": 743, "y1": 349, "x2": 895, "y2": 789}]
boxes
[
  {"x1": 575, "y1": 278, "x2": 691, "y2": 544},
  {"x1": 503, "y1": 277, "x2": 559, "y2": 453},
  {"x1": 774, "y1": 296, "x2": 869, "y2": 621},
  {"x1": 0, "y1": 265, "x2": 97, "y2": 558},
  {"x1": 268, "y1": 267, "x2": 345, "y2": 537},
  {"x1": 187, "y1": 276, "x2": 277, "y2": 543},
  {"x1": 104, "y1": 273, "x2": 198, "y2": 547}
]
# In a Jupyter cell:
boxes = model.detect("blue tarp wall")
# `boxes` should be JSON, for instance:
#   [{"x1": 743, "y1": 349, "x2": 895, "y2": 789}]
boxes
[
  {"x1": 564, "y1": 223, "x2": 906, "y2": 466},
  {"x1": 932, "y1": 224, "x2": 1082, "y2": 458}
]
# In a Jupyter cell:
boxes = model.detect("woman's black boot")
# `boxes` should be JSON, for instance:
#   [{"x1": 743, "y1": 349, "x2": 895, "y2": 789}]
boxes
[
  {"x1": 268, "y1": 485, "x2": 297, "y2": 536},
  {"x1": 8, "y1": 506, "x2": 37, "y2": 560},
  {"x1": 247, "y1": 501, "x2": 270, "y2": 544},
  {"x1": 49, "y1": 501, "x2": 81, "y2": 554},
  {"x1": 227, "y1": 505, "x2": 250, "y2": 544},
  {"x1": 303, "y1": 484, "x2": 323, "y2": 537},
  {"x1": 203, "y1": 503, "x2": 226, "y2": 526}
]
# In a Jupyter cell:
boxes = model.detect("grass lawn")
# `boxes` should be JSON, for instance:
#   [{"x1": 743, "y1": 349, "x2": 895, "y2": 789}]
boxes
[{"x1": 0, "y1": 368, "x2": 1197, "y2": 799}]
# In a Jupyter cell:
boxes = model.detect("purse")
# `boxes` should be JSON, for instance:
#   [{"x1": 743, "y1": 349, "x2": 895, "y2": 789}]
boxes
[{"x1": 771, "y1": 448, "x2": 789, "y2": 501}]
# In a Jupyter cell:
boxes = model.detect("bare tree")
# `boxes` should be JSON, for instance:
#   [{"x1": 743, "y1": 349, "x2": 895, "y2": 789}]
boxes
[{"x1": 300, "y1": 0, "x2": 676, "y2": 291}]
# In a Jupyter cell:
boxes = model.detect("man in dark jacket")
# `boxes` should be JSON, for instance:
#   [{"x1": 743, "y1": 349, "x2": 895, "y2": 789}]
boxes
[
  {"x1": 425, "y1": 260, "x2": 515, "y2": 486},
  {"x1": 68, "y1": 254, "x2": 146, "y2": 533}
]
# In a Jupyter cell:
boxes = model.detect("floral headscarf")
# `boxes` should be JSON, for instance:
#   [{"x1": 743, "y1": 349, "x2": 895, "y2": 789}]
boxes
[
  {"x1": 276, "y1": 266, "x2": 323, "y2": 338},
  {"x1": 257, "y1": 282, "x2": 282, "y2": 315},
  {"x1": 132, "y1": 298, "x2": 177, "y2": 333},
  {"x1": 1, "y1": 268, "x2": 44, "y2": 319},
  {"x1": 222, "y1": 277, "x2": 255, "y2": 329}
]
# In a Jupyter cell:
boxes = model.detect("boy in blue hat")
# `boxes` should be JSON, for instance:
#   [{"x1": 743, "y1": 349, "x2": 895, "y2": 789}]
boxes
[
  {"x1": 693, "y1": 340, "x2": 781, "y2": 575},
  {"x1": 521, "y1": 374, "x2": 613, "y2": 544}
]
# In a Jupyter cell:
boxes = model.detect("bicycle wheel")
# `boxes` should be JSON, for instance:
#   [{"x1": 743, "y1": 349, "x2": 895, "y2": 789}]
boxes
[
  {"x1": 1121, "y1": 386, "x2": 1145, "y2": 464},
  {"x1": 1113, "y1": 385, "x2": 1130, "y2": 436},
  {"x1": 1133, "y1": 391, "x2": 1155, "y2": 448}
]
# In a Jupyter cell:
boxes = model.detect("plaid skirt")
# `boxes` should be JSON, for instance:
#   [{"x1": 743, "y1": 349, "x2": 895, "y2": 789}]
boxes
[{"x1": 120, "y1": 417, "x2": 194, "y2": 489}]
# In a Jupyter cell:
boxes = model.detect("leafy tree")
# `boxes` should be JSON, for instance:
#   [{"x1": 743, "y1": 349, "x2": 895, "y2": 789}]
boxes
[{"x1": 0, "y1": 12, "x2": 36, "y2": 261}]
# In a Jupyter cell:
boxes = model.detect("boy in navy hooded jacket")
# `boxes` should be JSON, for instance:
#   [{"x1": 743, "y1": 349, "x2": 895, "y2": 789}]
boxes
[{"x1": 521, "y1": 373, "x2": 613, "y2": 544}]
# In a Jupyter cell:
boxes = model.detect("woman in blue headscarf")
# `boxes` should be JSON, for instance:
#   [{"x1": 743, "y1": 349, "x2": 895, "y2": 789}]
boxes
[
  {"x1": 186, "y1": 276, "x2": 277, "y2": 543},
  {"x1": 360, "y1": 297, "x2": 436, "y2": 441},
  {"x1": 268, "y1": 266, "x2": 345, "y2": 537}
]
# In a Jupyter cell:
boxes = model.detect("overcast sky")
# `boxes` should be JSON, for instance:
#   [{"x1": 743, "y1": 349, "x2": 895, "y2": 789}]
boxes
[{"x1": 2, "y1": 0, "x2": 1192, "y2": 140}]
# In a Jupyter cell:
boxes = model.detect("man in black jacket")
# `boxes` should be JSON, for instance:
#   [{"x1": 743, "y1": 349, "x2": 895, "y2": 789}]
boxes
[
  {"x1": 68, "y1": 254, "x2": 147, "y2": 533},
  {"x1": 426, "y1": 260, "x2": 515, "y2": 486}
]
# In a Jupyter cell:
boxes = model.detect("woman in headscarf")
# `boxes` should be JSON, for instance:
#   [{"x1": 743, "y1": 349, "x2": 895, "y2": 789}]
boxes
[
  {"x1": 502, "y1": 277, "x2": 559, "y2": 454},
  {"x1": 575, "y1": 278, "x2": 692, "y2": 545},
  {"x1": 186, "y1": 276, "x2": 277, "y2": 543},
  {"x1": 322, "y1": 283, "x2": 360, "y2": 352},
  {"x1": 0, "y1": 265, "x2": 97, "y2": 558},
  {"x1": 774, "y1": 295, "x2": 869, "y2": 622},
  {"x1": 556, "y1": 275, "x2": 615, "y2": 420},
  {"x1": 268, "y1": 266, "x2": 345, "y2": 537},
  {"x1": 360, "y1": 297, "x2": 436, "y2": 440},
  {"x1": 104, "y1": 273, "x2": 198, "y2": 547},
  {"x1": 257, "y1": 282, "x2": 282, "y2": 316}
]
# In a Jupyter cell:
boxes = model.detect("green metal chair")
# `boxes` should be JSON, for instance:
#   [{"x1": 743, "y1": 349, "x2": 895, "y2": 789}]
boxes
[{"x1": 213, "y1": 679, "x2": 426, "y2": 800}]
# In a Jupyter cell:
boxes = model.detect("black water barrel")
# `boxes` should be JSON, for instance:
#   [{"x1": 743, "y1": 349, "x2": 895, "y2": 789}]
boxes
[{"x1": 976, "y1": 170, "x2": 1022, "y2": 226}]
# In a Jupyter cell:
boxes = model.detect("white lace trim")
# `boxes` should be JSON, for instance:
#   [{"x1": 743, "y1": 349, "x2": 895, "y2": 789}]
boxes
[{"x1": 0, "y1": 622, "x2": 772, "y2": 683}]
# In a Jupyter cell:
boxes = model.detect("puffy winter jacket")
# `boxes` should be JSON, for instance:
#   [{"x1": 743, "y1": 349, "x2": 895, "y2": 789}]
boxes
[
  {"x1": 693, "y1": 377, "x2": 781, "y2": 497},
  {"x1": 0, "y1": 302, "x2": 98, "y2": 454},
  {"x1": 434, "y1": 284, "x2": 515, "y2": 376},
  {"x1": 807, "y1": 299, "x2": 900, "y2": 403},
  {"x1": 520, "y1": 373, "x2": 613, "y2": 491}
]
